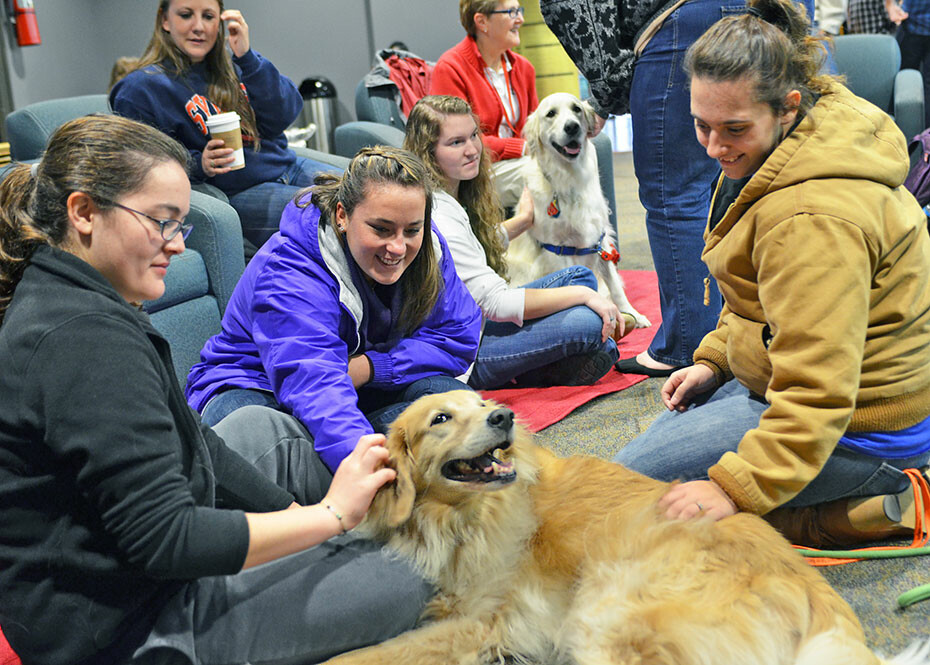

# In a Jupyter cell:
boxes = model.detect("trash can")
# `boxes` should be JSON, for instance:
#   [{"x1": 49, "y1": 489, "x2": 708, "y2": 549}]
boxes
[{"x1": 298, "y1": 76, "x2": 336, "y2": 154}]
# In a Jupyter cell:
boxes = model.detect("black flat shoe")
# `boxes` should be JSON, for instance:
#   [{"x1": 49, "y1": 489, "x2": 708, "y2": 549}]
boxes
[{"x1": 614, "y1": 357, "x2": 678, "y2": 378}]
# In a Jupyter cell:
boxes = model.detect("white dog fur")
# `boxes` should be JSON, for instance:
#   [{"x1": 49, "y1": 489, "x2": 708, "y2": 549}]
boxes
[{"x1": 506, "y1": 92, "x2": 650, "y2": 328}]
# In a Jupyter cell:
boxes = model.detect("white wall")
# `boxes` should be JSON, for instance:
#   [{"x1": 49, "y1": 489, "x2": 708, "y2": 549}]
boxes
[
  {"x1": 1, "y1": 0, "x2": 464, "y2": 128},
  {"x1": 370, "y1": 0, "x2": 462, "y2": 62}
]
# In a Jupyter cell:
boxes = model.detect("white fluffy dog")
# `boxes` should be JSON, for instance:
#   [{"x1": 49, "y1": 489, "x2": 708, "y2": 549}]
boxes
[{"x1": 506, "y1": 92, "x2": 650, "y2": 329}]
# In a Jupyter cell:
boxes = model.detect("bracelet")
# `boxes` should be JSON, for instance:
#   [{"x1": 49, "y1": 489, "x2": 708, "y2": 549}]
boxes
[{"x1": 323, "y1": 502, "x2": 348, "y2": 535}]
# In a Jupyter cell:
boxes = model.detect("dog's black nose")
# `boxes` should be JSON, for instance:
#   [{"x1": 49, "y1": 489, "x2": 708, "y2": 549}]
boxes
[
  {"x1": 487, "y1": 408, "x2": 514, "y2": 431},
  {"x1": 564, "y1": 120, "x2": 580, "y2": 137}
]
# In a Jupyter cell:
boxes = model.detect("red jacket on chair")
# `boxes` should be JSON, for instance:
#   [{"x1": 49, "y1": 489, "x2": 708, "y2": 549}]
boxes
[{"x1": 430, "y1": 36, "x2": 538, "y2": 161}]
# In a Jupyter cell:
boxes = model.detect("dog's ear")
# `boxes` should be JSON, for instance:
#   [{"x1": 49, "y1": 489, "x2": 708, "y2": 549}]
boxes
[
  {"x1": 365, "y1": 423, "x2": 417, "y2": 528},
  {"x1": 580, "y1": 100, "x2": 598, "y2": 135},
  {"x1": 522, "y1": 107, "x2": 542, "y2": 158}
]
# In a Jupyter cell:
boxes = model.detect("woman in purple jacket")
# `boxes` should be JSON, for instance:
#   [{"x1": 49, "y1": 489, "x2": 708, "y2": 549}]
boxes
[{"x1": 187, "y1": 146, "x2": 482, "y2": 474}]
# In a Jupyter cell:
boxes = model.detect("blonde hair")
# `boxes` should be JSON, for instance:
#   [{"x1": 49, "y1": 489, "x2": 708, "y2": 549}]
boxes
[
  {"x1": 460, "y1": 0, "x2": 501, "y2": 37},
  {"x1": 0, "y1": 115, "x2": 189, "y2": 326},
  {"x1": 403, "y1": 95, "x2": 509, "y2": 279},
  {"x1": 685, "y1": 0, "x2": 835, "y2": 117},
  {"x1": 301, "y1": 146, "x2": 441, "y2": 335},
  {"x1": 132, "y1": 0, "x2": 260, "y2": 148},
  {"x1": 109, "y1": 56, "x2": 141, "y2": 90}
]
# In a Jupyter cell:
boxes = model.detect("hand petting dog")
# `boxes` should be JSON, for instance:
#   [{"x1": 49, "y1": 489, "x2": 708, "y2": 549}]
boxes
[{"x1": 660, "y1": 479, "x2": 738, "y2": 521}]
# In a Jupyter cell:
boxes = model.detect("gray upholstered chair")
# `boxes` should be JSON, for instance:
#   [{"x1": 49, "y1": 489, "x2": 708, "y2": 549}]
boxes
[
  {"x1": 831, "y1": 34, "x2": 925, "y2": 147},
  {"x1": 332, "y1": 78, "x2": 407, "y2": 158},
  {"x1": 4, "y1": 95, "x2": 249, "y2": 389},
  {"x1": 335, "y1": 75, "x2": 619, "y2": 235},
  {"x1": 5, "y1": 94, "x2": 111, "y2": 161},
  {"x1": 5, "y1": 94, "x2": 348, "y2": 198},
  {"x1": 143, "y1": 192, "x2": 246, "y2": 390}
]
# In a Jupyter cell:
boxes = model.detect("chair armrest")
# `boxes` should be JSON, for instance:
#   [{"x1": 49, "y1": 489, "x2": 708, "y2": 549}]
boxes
[
  {"x1": 292, "y1": 145, "x2": 350, "y2": 171},
  {"x1": 333, "y1": 121, "x2": 405, "y2": 158},
  {"x1": 894, "y1": 68, "x2": 925, "y2": 146},
  {"x1": 185, "y1": 190, "x2": 245, "y2": 314},
  {"x1": 192, "y1": 182, "x2": 230, "y2": 204}
]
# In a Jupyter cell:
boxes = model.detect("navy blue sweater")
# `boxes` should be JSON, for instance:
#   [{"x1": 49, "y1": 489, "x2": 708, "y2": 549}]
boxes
[{"x1": 110, "y1": 49, "x2": 301, "y2": 196}]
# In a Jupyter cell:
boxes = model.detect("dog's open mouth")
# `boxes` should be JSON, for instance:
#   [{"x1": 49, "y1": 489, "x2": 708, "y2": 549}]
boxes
[
  {"x1": 552, "y1": 140, "x2": 582, "y2": 160},
  {"x1": 441, "y1": 442, "x2": 516, "y2": 484}
]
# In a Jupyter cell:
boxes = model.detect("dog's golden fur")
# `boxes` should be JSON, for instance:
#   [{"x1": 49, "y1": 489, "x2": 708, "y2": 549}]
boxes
[{"x1": 325, "y1": 391, "x2": 923, "y2": 665}]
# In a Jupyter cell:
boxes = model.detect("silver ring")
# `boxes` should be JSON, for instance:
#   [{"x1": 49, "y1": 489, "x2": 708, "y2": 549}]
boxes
[
  {"x1": 609, "y1": 317, "x2": 616, "y2": 323},
  {"x1": 696, "y1": 502, "x2": 704, "y2": 511},
  {"x1": 210, "y1": 160, "x2": 214, "y2": 168}
]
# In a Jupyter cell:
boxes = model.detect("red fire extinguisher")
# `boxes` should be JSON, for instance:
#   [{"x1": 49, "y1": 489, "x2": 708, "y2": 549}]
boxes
[{"x1": 9, "y1": 0, "x2": 40, "y2": 47}]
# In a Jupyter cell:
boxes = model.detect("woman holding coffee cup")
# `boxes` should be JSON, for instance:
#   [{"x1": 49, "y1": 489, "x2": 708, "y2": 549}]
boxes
[{"x1": 110, "y1": 0, "x2": 333, "y2": 249}]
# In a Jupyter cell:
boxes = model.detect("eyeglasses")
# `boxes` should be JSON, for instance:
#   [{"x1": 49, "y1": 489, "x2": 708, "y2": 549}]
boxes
[
  {"x1": 102, "y1": 200, "x2": 193, "y2": 242},
  {"x1": 487, "y1": 6, "x2": 524, "y2": 19}
]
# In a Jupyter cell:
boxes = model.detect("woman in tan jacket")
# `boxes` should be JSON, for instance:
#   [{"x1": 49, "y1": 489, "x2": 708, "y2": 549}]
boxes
[{"x1": 615, "y1": 0, "x2": 930, "y2": 548}]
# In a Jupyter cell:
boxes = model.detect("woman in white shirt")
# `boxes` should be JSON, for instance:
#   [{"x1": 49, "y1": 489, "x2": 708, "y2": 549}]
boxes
[{"x1": 404, "y1": 94, "x2": 623, "y2": 389}]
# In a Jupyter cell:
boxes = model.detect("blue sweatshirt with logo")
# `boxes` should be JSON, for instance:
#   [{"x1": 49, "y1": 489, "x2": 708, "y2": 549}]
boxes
[{"x1": 110, "y1": 49, "x2": 301, "y2": 196}]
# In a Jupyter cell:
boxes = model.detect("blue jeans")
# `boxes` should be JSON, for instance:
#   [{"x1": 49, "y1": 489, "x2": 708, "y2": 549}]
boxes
[
  {"x1": 356, "y1": 375, "x2": 473, "y2": 432},
  {"x1": 467, "y1": 266, "x2": 619, "y2": 390},
  {"x1": 614, "y1": 379, "x2": 930, "y2": 508},
  {"x1": 630, "y1": 0, "x2": 813, "y2": 367},
  {"x1": 228, "y1": 155, "x2": 341, "y2": 248},
  {"x1": 134, "y1": 406, "x2": 431, "y2": 665},
  {"x1": 201, "y1": 375, "x2": 471, "y2": 439}
]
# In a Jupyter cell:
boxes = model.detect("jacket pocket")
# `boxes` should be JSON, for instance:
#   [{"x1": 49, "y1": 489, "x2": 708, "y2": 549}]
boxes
[{"x1": 724, "y1": 312, "x2": 773, "y2": 397}]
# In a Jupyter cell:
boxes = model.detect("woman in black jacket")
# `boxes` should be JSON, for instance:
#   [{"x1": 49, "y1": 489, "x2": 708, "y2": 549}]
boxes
[{"x1": 0, "y1": 114, "x2": 428, "y2": 665}]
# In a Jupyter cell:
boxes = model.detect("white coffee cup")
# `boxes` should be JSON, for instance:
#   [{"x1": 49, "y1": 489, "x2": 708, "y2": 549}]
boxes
[{"x1": 205, "y1": 111, "x2": 245, "y2": 171}]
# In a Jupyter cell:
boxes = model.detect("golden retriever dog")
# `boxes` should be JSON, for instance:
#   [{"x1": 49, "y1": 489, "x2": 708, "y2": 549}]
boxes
[
  {"x1": 324, "y1": 391, "x2": 930, "y2": 665},
  {"x1": 506, "y1": 92, "x2": 650, "y2": 330}
]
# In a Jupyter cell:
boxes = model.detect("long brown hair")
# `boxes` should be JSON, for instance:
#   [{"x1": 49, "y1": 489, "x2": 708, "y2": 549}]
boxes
[
  {"x1": 133, "y1": 0, "x2": 260, "y2": 147},
  {"x1": 685, "y1": 0, "x2": 835, "y2": 117},
  {"x1": 301, "y1": 146, "x2": 441, "y2": 336},
  {"x1": 403, "y1": 95, "x2": 509, "y2": 279},
  {"x1": 0, "y1": 115, "x2": 189, "y2": 325}
]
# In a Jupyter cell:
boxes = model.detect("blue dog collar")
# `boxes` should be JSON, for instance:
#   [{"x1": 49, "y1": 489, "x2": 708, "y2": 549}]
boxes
[{"x1": 540, "y1": 232, "x2": 606, "y2": 257}]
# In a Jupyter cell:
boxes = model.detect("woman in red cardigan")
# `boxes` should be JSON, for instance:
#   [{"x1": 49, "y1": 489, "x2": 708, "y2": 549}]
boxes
[{"x1": 431, "y1": 0, "x2": 538, "y2": 207}]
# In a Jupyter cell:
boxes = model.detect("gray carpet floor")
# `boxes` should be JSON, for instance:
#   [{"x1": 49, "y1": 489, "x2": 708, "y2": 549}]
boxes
[{"x1": 531, "y1": 152, "x2": 930, "y2": 654}]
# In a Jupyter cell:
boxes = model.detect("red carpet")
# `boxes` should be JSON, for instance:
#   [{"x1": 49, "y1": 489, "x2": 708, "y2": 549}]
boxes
[
  {"x1": 480, "y1": 270, "x2": 660, "y2": 432},
  {"x1": 0, "y1": 624, "x2": 20, "y2": 665}
]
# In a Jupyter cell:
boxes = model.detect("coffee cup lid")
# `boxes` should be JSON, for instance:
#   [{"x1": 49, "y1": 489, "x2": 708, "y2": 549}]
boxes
[{"x1": 206, "y1": 112, "x2": 241, "y2": 126}]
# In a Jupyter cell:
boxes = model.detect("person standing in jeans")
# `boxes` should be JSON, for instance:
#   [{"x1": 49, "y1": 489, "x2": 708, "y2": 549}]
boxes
[{"x1": 541, "y1": 0, "x2": 815, "y2": 377}]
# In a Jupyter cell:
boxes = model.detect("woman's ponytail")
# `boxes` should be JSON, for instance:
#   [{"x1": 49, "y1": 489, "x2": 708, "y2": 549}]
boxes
[{"x1": 0, "y1": 164, "x2": 51, "y2": 325}]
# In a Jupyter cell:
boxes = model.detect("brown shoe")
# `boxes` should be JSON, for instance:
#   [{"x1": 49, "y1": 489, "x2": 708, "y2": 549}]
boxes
[
  {"x1": 610, "y1": 313, "x2": 639, "y2": 342},
  {"x1": 764, "y1": 492, "x2": 915, "y2": 549}
]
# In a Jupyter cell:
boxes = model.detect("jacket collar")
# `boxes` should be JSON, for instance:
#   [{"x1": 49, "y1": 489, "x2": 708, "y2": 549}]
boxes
[
  {"x1": 461, "y1": 35, "x2": 513, "y2": 75},
  {"x1": 29, "y1": 244, "x2": 164, "y2": 337},
  {"x1": 31, "y1": 245, "x2": 131, "y2": 307}
]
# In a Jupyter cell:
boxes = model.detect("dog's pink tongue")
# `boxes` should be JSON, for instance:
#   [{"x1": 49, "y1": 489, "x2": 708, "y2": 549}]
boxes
[{"x1": 563, "y1": 144, "x2": 581, "y2": 155}]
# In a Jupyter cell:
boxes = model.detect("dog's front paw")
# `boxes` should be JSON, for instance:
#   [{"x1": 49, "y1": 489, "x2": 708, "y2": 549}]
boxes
[{"x1": 628, "y1": 310, "x2": 651, "y2": 328}]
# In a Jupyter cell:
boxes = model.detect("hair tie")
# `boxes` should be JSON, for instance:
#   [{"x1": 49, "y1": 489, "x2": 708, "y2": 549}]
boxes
[
  {"x1": 30, "y1": 162, "x2": 39, "y2": 177},
  {"x1": 746, "y1": 5, "x2": 764, "y2": 19}
]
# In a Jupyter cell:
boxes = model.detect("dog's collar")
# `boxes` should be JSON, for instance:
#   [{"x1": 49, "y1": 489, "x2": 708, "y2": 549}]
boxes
[{"x1": 539, "y1": 232, "x2": 621, "y2": 265}]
